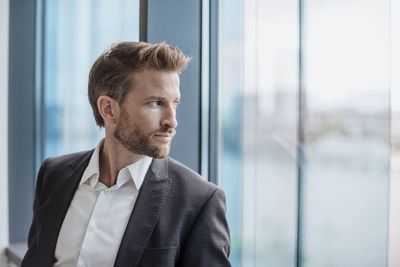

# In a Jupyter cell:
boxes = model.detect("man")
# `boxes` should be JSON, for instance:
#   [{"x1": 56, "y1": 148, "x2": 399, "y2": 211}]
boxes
[{"x1": 21, "y1": 42, "x2": 231, "y2": 267}]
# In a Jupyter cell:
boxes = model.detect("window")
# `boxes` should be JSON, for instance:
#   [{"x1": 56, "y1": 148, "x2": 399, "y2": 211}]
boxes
[
  {"x1": 219, "y1": 0, "x2": 391, "y2": 266},
  {"x1": 389, "y1": 1, "x2": 400, "y2": 265},
  {"x1": 7, "y1": 0, "x2": 140, "y2": 246},
  {"x1": 302, "y1": 1, "x2": 390, "y2": 265},
  {"x1": 40, "y1": 0, "x2": 139, "y2": 160}
]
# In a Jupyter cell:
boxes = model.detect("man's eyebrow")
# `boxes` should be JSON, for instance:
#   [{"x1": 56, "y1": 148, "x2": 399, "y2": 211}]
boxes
[{"x1": 144, "y1": 95, "x2": 181, "y2": 101}]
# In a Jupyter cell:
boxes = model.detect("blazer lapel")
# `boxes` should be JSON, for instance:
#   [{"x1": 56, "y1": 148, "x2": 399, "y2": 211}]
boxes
[
  {"x1": 37, "y1": 151, "x2": 93, "y2": 266},
  {"x1": 114, "y1": 158, "x2": 171, "y2": 267}
]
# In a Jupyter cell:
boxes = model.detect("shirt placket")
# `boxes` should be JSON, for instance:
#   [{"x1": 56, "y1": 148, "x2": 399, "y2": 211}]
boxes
[{"x1": 77, "y1": 189, "x2": 114, "y2": 267}]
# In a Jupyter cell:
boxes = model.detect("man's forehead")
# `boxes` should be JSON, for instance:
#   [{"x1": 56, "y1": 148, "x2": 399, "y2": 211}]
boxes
[
  {"x1": 131, "y1": 70, "x2": 180, "y2": 84},
  {"x1": 128, "y1": 70, "x2": 180, "y2": 98}
]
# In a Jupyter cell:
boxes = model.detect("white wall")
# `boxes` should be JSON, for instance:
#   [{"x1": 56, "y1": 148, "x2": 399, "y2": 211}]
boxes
[{"x1": 0, "y1": 0, "x2": 9, "y2": 266}]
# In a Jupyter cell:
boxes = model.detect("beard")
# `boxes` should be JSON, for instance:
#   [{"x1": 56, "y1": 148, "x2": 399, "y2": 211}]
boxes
[{"x1": 114, "y1": 111, "x2": 174, "y2": 159}]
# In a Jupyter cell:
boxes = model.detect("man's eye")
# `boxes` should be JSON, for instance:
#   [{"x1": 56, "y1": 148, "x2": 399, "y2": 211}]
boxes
[{"x1": 151, "y1": 100, "x2": 162, "y2": 106}]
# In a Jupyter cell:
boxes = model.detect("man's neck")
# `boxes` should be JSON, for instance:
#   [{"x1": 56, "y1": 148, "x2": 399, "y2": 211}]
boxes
[{"x1": 99, "y1": 137, "x2": 143, "y2": 187}]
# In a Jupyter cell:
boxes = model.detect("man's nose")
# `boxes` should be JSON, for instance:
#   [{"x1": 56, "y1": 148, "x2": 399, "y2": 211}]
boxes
[{"x1": 160, "y1": 104, "x2": 178, "y2": 129}]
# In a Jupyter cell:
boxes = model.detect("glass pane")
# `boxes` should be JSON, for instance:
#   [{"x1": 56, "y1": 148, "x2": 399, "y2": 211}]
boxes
[
  {"x1": 302, "y1": 0, "x2": 390, "y2": 266},
  {"x1": 389, "y1": 0, "x2": 400, "y2": 265},
  {"x1": 219, "y1": 0, "x2": 244, "y2": 265},
  {"x1": 43, "y1": 0, "x2": 139, "y2": 158},
  {"x1": 220, "y1": 0, "x2": 299, "y2": 266},
  {"x1": 242, "y1": 0, "x2": 299, "y2": 266}
]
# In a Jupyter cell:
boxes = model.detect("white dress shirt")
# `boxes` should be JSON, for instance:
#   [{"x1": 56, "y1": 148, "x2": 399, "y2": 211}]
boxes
[{"x1": 54, "y1": 140, "x2": 153, "y2": 267}]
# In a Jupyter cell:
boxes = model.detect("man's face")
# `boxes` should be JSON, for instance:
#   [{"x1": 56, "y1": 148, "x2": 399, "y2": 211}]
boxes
[{"x1": 114, "y1": 70, "x2": 180, "y2": 158}]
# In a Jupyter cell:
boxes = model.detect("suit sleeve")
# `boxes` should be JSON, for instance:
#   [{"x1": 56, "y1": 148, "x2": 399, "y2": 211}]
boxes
[
  {"x1": 21, "y1": 159, "x2": 47, "y2": 266},
  {"x1": 179, "y1": 188, "x2": 231, "y2": 267}
]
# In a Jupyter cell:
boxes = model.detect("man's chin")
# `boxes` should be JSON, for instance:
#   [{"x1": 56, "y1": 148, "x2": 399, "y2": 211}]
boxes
[
  {"x1": 150, "y1": 152, "x2": 169, "y2": 159},
  {"x1": 147, "y1": 144, "x2": 170, "y2": 159}
]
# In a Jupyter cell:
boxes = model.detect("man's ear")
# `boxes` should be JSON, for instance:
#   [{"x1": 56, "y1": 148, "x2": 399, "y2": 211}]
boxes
[{"x1": 97, "y1": 95, "x2": 120, "y2": 126}]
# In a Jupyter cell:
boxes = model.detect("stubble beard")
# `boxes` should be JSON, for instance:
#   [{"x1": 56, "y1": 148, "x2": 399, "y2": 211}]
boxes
[{"x1": 114, "y1": 113, "x2": 173, "y2": 159}]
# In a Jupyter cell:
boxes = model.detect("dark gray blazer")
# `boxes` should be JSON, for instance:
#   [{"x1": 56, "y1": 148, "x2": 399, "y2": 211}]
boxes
[{"x1": 21, "y1": 150, "x2": 231, "y2": 267}]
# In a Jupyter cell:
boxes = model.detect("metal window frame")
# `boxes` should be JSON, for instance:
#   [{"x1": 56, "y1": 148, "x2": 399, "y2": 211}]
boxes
[
  {"x1": 8, "y1": 0, "x2": 37, "y2": 243},
  {"x1": 140, "y1": 0, "x2": 216, "y2": 177}
]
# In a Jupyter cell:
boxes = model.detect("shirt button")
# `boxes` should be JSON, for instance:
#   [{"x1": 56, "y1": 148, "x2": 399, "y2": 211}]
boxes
[
  {"x1": 104, "y1": 190, "x2": 111, "y2": 195},
  {"x1": 89, "y1": 222, "x2": 97, "y2": 231}
]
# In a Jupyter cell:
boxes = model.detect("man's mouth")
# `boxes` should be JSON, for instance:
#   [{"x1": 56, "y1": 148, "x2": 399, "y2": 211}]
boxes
[{"x1": 153, "y1": 133, "x2": 174, "y2": 142}]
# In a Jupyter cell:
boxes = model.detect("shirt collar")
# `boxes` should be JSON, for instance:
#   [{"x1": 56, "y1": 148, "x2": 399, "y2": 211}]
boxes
[
  {"x1": 79, "y1": 139, "x2": 103, "y2": 187},
  {"x1": 79, "y1": 139, "x2": 153, "y2": 191}
]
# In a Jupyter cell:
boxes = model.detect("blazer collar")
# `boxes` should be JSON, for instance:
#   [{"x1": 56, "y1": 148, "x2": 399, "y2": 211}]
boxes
[
  {"x1": 38, "y1": 150, "x2": 94, "y2": 266},
  {"x1": 37, "y1": 152, "x2": 170, "y2": 267},
  {"x1": 114, "y1": 157, "x2": 171, "y2": 267}
]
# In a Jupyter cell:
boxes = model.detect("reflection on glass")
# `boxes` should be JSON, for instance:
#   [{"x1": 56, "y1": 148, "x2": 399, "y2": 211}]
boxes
[
  {"x1": 220, "y1": 0, "x2": 298, "y2": 266},
  {"x1": 43, "y1": 0, "x2": 139, "y2": 158},
  {"x1": 242, "y1": 0, "x2": 299, "y2": 266},
  {"x1": 219, "y1": 0, "x2": 244, "y2": 265},
  {"x1": 221, "y1": 0, "x2": 392, "y2": 266},
  {"x1": 302, "y1": 0, "x2": 390, "y2": 266},
  {"x1": 389, "y1": 0, "x2": 400, "y2": 265}
]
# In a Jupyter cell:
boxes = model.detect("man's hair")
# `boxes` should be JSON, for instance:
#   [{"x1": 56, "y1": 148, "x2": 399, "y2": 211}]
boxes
[{"x1": 88, "y1": 41, "x2": 191, "y2": 127}]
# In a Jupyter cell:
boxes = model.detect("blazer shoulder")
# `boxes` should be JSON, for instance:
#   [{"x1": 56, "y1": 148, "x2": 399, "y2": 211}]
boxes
[
  {"x1": 38, "y1": 150, "x2": 94, "y2": 187},
  {"x1": 166, "y1": 157, "x2": 219, "y2": 197},
  {"x1": 44, "y1": 149, "x2": 94, "y2": 171}
]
